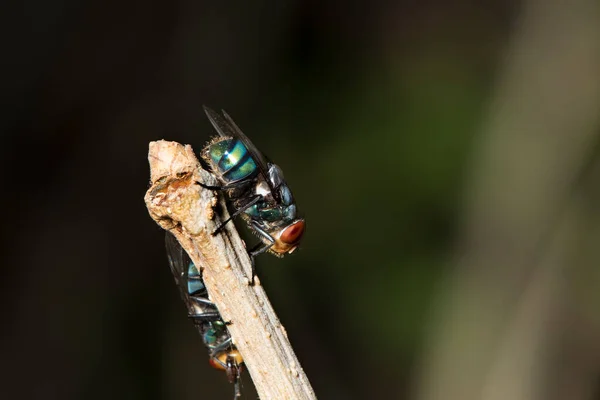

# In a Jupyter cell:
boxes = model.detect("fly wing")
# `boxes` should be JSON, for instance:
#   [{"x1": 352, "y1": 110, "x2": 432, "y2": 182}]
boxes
[
  {"x1": 203, "y1": 105, "x2": 236, "y2": 138},
  {"x1": 165, "y1": 233, "x2": 194, "y2": 304},
  {"x1": 203, "y1": 106, "x2": 277, "y2": 196}
]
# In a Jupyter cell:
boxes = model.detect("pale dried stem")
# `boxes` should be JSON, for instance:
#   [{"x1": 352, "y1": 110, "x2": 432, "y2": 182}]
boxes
[{"x1": 144, "y1": 140, "x2": 317, "y2": 400}]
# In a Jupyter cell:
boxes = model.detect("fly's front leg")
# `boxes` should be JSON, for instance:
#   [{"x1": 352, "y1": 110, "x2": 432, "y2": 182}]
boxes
[
  {"x1": 233, "y1": 375, "x2": 241, "y2": 399},
  {"x1": 211, "y1": 195, "x2": 262, "y2": 235},
  {"x1": 198, "y1": 179, "x2": 263, "y2": 235},
  {"x1": 209, "y1": 337, "x2": 233, "y2": 357},
  {"x1": 247, "y1": 222, "x2": 275, "y2": 285},
  {"x1": 225, "y1": 356, "x2": 242, "y2": 399},
  {"x1": 197, "y1": 180, "x2": 248, "y2": 191}
]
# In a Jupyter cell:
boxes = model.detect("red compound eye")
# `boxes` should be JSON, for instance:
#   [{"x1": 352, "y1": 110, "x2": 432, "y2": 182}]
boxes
[{"x1": 280, "y1": 220, "x2": 305, "y2": 245}]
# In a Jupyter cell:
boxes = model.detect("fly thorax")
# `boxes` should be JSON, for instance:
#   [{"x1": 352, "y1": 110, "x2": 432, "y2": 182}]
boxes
[
  {"x1": 278, "y1": 184, "x2": 294, "y2": 206},
  {"x1": 278, "y1": 184, "x2": 297, "y2": 220},
  {"x1": 203, "y1": 325, "x2": 218, "y2": 346},
  {"x1": 284, "y1": 204, "x2": 297, "y2": 219},
  {"x1": 254, "y1": 180, "x2": 272, "y2": 199},
  {"x1": 268, "y1": 164, "x2": 285, "y2": 187},
  {"x1": 244, "y1": 201, "x2": 283, "y2": 223}
]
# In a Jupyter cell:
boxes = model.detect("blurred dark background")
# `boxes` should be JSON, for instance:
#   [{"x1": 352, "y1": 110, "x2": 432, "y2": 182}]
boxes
[{"x1": 2, "y1": 1, "x2": 600, "y2": 399}]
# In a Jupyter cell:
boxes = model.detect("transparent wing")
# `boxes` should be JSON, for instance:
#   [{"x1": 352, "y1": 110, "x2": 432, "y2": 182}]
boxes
[
  {"x1": 165, "y1": 233, "x2": 192, "y2": 298},
  {"x1": 203, "y1": 106, "x2": 277, "y2": 195}
]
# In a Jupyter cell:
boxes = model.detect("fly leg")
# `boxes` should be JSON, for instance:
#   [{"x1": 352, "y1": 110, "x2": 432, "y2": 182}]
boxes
[
  {"x1": 209, "y1": 352, "x2": 242, "y2": 399},
  {"x1": 212, "y1": 195, "x2": 262, "y2": 235},
  {"x1": 208, "y1": 337, "x2": 233, "y2": 357},
  {"x1": 227, "y1": 356, "x2": 242, "y2": 399},
  {"x1": 233, "y1": 378, "x2": 241, "y2": 399},
  {"x1": 246, "y1": 222, "x2": 275, "y2": 285},
  {"x1": 188, "y1": 308, "x2": 222, "y2": 323},
  {"x1": 189, "y1": 299, "x2": 221, "y2": 322},
  {"x1": 198, "y1": 178, "x2": 263, "y2": 235},
  {"x1": 197, "y1": 180, "x2": 248, "y2": 191}
]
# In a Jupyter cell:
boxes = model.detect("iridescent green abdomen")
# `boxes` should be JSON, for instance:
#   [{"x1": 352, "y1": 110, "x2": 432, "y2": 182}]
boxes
[
  {"x1": 208, "y1": 138, "x2": 257, "y2": 182},
  {"x1": 187, "y1": 262, "x2": 205, "y2": 296}
]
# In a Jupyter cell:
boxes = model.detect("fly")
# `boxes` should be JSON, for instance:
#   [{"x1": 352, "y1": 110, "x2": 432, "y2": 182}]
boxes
[
  {"x1": 166, "y1": 233, "x2": 244, "y2": 399},
  {"x1": 200, "y1": 106, "x2": 305, "y2": 283}
]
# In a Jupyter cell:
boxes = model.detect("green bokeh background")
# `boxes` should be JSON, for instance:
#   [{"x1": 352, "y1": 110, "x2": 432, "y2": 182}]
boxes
[{"x1": 2, "y1": 1, "x2": 599, "y2": 400}]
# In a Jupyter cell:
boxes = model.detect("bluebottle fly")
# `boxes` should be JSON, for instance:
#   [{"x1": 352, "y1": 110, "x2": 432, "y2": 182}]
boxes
[
  {"x1": 200, "y1": 106, "x2": 305, "y2": 282},
  {"x1": 165, "y1": 233, "x2": 244, "y2": 398}
]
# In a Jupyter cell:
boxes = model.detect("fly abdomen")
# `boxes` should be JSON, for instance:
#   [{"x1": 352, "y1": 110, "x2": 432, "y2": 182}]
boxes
[
  {"x1": 208, "y1": 138, "x2": 257, "y2": 182},
  {"x1": 187, "y1": 262, "x2": 206, "y2": 296}
]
